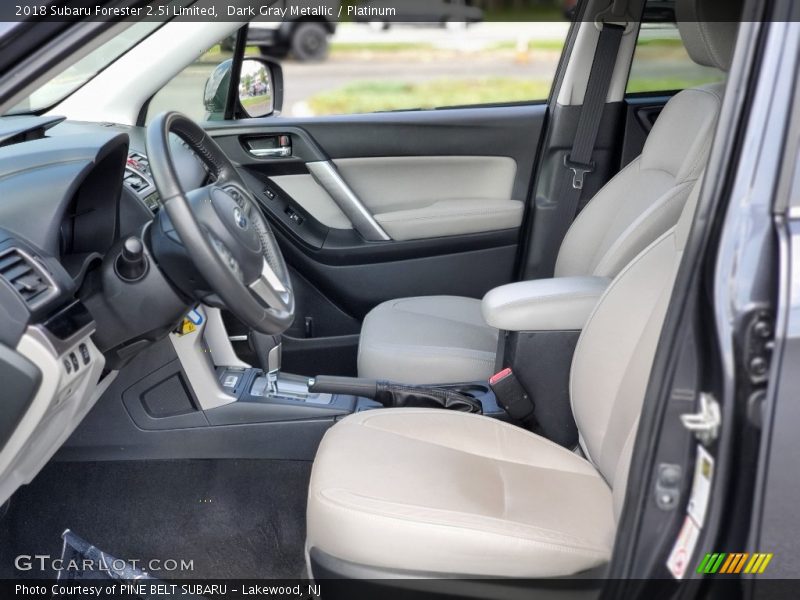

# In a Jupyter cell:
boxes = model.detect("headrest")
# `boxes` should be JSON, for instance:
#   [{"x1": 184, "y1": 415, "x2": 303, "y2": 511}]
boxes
[{"x1": 676, "y1": 0, "x2": 743, "y2": 71}]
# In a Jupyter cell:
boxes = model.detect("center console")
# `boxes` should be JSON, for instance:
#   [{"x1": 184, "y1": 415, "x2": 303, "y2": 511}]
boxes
[
  {"x1": 208, "y1": 368, "x2": 508, "y2": 426},
  {"x1": 118, "y1": 272, "x2": 610, "y2": 454},
  {"x1": 482, "y1": 276, "x2": 611, "y2": 447},
  {"x1": 209, "y1": 328, "x2": 510, "y2": 424}
]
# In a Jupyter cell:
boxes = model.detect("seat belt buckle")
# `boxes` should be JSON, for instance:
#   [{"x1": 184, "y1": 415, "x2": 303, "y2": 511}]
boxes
[
  {"x1": 564, "y1": 155, "x2": 595, "y2": 190},
  {"x1": 489, "y1": 368, "x2": 536, "y2": 422}
]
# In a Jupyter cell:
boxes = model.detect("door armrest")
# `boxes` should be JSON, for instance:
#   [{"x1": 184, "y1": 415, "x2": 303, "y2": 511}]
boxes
[{"x1": 482, "y1": 276, "x2": 610, "y2": 332}]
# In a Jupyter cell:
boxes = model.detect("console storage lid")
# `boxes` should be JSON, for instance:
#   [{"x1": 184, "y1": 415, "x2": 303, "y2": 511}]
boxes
[{"x1": 482, "y1": 276, "x2": 610, "y2": 332}]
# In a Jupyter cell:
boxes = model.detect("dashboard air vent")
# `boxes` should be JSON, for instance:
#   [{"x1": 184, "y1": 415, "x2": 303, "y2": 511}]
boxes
[{"x1": 0, "y1": 248, "x2": 56, "y2": 308}]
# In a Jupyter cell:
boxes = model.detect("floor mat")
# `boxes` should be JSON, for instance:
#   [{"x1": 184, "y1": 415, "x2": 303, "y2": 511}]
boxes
[{"x1": 0, "y1": 459, "x2": 312, "y2": 579}]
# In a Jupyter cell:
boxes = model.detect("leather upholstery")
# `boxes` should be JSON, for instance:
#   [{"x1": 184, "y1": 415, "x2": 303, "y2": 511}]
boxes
[
  {"x1": 676, "y1": 0, "x2": 743, "y2": 72},
  {"x1": 307, "y1": 181, "x2": 703, "y2": 578},
  {"x1": 555, "y1": 83, "x2": 722, "y2": 278},
  {"x1": 307, "y1": 409, "x2": 615, "y2": 577},
  {"x1": 481, "y1": 276, "x2": 610, "y2": 332},
  {"x1": 374, "y1": 198, "x2": 524, "y2": 242},
  {"x1": 358, "y1": 296, "x2": 498, "y2": 385}
]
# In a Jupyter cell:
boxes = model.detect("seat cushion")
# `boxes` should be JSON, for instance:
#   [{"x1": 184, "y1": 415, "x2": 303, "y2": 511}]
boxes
[
  {"x1": 358, "y1": 296, "x2": 498, "y2": 385},
  {"x1": 307, "y1": 409, "x2": 615, "y2": 577}
]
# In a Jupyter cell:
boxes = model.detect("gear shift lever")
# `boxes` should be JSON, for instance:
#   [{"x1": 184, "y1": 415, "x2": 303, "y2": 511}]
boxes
[
  {"x1": 249, "y1": 332, "x2": 282, "y2": 393},
  {"x1": 246, "y1": 332, "x2": 327, "y2": 403}
]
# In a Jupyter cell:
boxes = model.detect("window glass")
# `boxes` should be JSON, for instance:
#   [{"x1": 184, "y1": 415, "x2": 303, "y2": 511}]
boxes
[
  {"x1": 627, "y1": 21, "x2": 725, "y2": 94},
  {"x1": 147, "y1": 36, "x2": 237, "y2": 123},
  {"x1": 282, "y1": 21, "x2": 569, "y2": 117},
  {"x1": 8, "y1": 22, "x2": 161, "y2": 115}
]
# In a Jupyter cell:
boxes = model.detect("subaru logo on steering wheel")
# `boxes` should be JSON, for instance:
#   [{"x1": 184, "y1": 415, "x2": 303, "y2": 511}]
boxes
[{"x1": 233, "y1": 206, "x2": 248, "y2": 229}]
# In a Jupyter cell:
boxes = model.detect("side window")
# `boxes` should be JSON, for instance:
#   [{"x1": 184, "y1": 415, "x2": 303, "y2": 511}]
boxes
[
  {"x1": 627, "y1": 19, "x2": 725, "y2": 94},
  {"x1": 146, "y1": 18, "x2": 573, "y2": 122},
  {"x1": 282, "y1": 21, "x2": 569, "y2": 117},
  {"x1": 146, "y1": 36, "x2": 235, "y2": 123}
]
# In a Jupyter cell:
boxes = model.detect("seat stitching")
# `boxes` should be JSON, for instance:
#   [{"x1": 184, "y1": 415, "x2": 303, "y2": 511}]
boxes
[
  {"x1": 495, "y1": 291, "x2": 605, "y2": 311},
  {"x1": 376, "y1": 207, "x2": 522, "y2": 224},
  {"x1": 384, "y1": 305, "x2": 491, "y2": 332},
  {"x1": 355, "y1": 409, "x2": 599, "y2": 459},
  {"x1": 348, "y1": 415, "x2": 598, "y2": 475},
  {"x1": 316, "y1": 488, "x2": 612, "y2": 557},
  {"x1": 592, "y1": 180, "x2": 694, "y2": 276}
]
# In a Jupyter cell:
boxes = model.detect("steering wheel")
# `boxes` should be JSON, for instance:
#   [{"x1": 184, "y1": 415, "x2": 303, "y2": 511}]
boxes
[{"x1": 146, "y1": 112, "x2": 294, "y2": 335}]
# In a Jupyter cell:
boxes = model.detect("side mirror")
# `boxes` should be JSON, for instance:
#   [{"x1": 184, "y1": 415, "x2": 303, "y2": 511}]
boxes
[
  {"x1": 238, "y1": 57, "x2": 284, "y2": 118},
  {"x1": 203, "y1": 57, "x2": 284, "y2": 121},
  {"x1": 203, "y1": 59, "x2": 233, "y2": 120}
]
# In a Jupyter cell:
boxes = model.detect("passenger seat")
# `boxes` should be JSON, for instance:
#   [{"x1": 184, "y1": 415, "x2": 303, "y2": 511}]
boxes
[{"x1": 357, "y1": 0, "x2": 738, "y2": 385}]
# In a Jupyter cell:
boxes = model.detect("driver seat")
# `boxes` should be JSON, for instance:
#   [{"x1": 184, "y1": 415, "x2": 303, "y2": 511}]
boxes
[{"x1": 306, "y1": 173, "x2": 702, "y2": 577}]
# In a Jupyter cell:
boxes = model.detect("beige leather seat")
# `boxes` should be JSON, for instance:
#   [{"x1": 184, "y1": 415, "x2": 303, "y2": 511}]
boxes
[
  {"x1": 358, "y1": 5, "x2": 735, "y2": 385},
  {"x1": 307, "y1": 172, "x2": 703, "y2": 577}
]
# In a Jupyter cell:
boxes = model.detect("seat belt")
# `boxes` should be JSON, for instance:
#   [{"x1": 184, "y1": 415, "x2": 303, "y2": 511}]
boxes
[{"x1": 544, "y1": 21, "x2": 625, "y2": 274}]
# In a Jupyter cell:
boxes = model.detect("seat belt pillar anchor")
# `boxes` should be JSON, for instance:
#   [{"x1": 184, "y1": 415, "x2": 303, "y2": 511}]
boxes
[{"x1": 564, "y1": 155, "x2": 595, "y2": 190}]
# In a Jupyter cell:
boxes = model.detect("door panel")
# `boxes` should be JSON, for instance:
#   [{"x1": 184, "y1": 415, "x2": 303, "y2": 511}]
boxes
[
  {"x1": 207, "y1": 104, "x2": 547, "y2": 375},
  {"x1": 268, "y1": 155, "x2": 524, "y2": 241}
]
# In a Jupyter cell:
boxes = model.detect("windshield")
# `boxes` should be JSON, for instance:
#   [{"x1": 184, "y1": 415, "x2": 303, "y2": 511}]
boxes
[{"x1": 6, "y1": 21, "x2": 162, "y2": 115}]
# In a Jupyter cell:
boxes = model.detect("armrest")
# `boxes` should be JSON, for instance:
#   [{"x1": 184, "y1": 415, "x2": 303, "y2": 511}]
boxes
[
  {"x1": 482, "y1": 276, "x2": 610, "y2": 332},
  {"x1": 373, "y1": 199, "x2": 524, "y2": 241}
]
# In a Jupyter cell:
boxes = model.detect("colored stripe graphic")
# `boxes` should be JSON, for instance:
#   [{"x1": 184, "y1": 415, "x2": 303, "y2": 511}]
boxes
[
  {"x1": 711, "y1": 553, "x2": 726, "y2": 573},
  {"x1": 696, "y1": 552, "x2": 773, "y2": 575},
  {"x1": 733, "y1": 553, "x2": 750, "y2": 574},
  {"x1": 696, "y1": 553, "x2": 712, "y2": 574},
  {"x1": 720, "y1": 554, "x2": 737, "y2": 574},
  {"x1": 757, "y1": 554, "x2": 773, "y2": 573}
]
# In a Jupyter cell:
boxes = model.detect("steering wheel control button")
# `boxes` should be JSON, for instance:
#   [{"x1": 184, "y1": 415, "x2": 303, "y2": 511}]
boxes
[
  {"x1": 63, "y1": 358, "x2": 72, "y2": 374},
  {"x1": 263, "y1": 187, "x2": 276, "y2": 200},
  {"x1": 79, "y1": 343, "x2": 90, "y2": 365},
  {"x1": 69, "y1": 352, "x2": 79, "y2": 372},
  {"x1": 225, "y1": 186, "x2": 243, "y2": 203}
]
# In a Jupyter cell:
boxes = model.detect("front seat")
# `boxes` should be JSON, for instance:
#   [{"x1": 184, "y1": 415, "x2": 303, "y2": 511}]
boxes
[
  {"x1": 306, "y1": 169, "x2": 703, "y2": 578},
  {"x1": 358, "y1": 2, "x2": 737, "y2": 385}
]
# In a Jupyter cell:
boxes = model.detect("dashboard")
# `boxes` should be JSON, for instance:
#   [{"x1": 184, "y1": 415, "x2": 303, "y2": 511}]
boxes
[{"x1": 0, "y1": 114, "x2": 206, "y2": 506}]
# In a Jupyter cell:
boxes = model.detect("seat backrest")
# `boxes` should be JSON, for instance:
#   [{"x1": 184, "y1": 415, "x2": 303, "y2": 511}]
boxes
[
  {"x1": 554, "y1": 0, "x2": 740, "y2": 280},
  {"x1": 568, "y1": 0, "x2": 743, "y2": 516},
  {"x1": 570, "y1": 174, "x2": 700, "y2": 515},
  {"x1": 554, "y1": 84, "x2": 722, "y2": 278}
]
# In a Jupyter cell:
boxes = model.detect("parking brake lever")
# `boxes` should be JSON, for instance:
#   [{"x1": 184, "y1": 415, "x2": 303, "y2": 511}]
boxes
[{"x1": 309, "y1": 376, "x2": 482, "y2": 414}]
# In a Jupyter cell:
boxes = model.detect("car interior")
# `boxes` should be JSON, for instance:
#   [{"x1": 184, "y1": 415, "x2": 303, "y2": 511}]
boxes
[{"x1": 0, "y1": 0, "x2": 749, "y2": 588}]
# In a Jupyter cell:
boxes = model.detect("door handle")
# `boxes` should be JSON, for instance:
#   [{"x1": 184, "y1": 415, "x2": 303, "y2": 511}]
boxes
[
  {"x1": 244, "y1": 134, "x2": 292, "y2": 159},
  {"x1": 249, "y1": 146, "x2": 291, "y2": 158}
]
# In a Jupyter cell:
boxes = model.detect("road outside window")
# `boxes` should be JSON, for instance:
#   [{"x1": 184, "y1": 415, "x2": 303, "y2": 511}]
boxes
[
  {"x1": 282, "y1": 22, "x2": 569, "y2": 116},
  {"x1": 147, "y1": 21, "x2": 570, "y2": 122},
  {"x1": 147, "y1": 17, "x2": 727, "y2": 123}
]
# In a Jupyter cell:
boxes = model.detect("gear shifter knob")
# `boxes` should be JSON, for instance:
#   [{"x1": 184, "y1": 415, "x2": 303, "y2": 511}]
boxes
[
  {"x1": 267, "y1": 338, "x2": 282, "y2": 374},
  {"x1": 249, "y1": 331, "x2": 282, "y2": 375}
]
